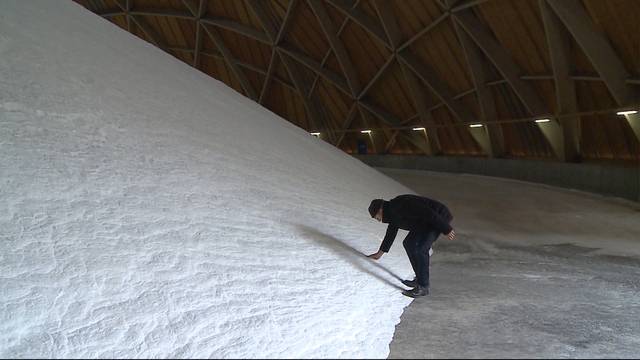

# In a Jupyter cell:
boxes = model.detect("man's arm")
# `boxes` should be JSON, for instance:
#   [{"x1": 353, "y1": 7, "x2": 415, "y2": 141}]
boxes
[{"x1": 367, "y1": 224, "x2": 398, "y2": 260}]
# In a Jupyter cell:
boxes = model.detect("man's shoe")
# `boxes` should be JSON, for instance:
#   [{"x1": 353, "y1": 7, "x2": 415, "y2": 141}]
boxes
[
  {"x1": 402, "y1": 286, "x2": 429, "y2": 298},
  {"x1": 401, "y1": 278, "x2": 418, "y2": 288}
]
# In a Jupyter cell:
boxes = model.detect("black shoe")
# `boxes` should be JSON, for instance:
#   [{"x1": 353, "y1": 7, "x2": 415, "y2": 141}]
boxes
[
  {"x1": 401, "y1": 278, "x2": 418, "y2": 288},
  {"x1": 402, "y1": 286, "x2": 429, "y2": 298}
]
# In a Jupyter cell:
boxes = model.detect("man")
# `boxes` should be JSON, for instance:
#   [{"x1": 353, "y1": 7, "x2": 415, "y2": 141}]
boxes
[{"x1": 367, "y1": 195, "x2": 455, "y2": 298}]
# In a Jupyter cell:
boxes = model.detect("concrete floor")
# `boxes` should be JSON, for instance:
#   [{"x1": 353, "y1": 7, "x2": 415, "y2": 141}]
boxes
[{"x1": 379, "y1": 168, "x2": 640, "y2": 359}]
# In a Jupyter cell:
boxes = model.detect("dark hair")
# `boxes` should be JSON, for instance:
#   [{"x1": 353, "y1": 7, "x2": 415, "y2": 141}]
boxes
[{"x1": 368, "y1": 199, "x2": 384, "y2": 217}]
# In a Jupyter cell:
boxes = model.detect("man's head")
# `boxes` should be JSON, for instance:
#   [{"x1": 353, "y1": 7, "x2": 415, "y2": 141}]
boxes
[{"x1": 368, "y1": 199, "x2": 384, "y2": 222}]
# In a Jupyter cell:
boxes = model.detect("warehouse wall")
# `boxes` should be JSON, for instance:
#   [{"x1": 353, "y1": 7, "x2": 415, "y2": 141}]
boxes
[{"x1": 355, "y1": 155, "x2": 640, "y2": 202}]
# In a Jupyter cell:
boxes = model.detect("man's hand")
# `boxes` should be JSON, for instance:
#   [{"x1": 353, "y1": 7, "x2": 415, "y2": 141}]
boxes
[
  {"x1": 446, "y1": 229, "x2": 456, "y2": 241},
  {"x1": 367, "y1": 250, "x2": 384, "y2": 260}
]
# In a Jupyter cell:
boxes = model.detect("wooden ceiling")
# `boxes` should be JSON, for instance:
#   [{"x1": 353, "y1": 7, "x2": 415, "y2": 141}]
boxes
[{"x1": 75, "y1": 0, "x2": 640, "y2": 163}]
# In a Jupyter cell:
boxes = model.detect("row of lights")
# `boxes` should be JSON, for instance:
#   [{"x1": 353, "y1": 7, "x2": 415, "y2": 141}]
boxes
[{"x1": 310, "y1": 110, "x2": 638, "y2": 135}]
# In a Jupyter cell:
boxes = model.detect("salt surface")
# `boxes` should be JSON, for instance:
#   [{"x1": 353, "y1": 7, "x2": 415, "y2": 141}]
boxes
[{"x1": 0, "y1": 1, "x2": 414, "y2": 357}]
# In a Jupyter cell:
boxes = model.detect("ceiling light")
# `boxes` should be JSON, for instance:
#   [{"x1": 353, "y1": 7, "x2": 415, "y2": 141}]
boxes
[
  {"x1": 361, "y1": 130, "x2": 372, "y2": 134},
  {"x1": 412, "y1": 127, "x2": 426, "y2": 131},
  {"x1": 310, "y1": 132, "x2": 320, "y2": 136},
  {"x1": 535, "y1": 118, "x2": 551, "y2": 123},
  {"x1": 617, "y1": 110, "x2": 638, "y2": 116},
  {"x1": 469, "y1": 124, "x2": 483, "y2": 128}
]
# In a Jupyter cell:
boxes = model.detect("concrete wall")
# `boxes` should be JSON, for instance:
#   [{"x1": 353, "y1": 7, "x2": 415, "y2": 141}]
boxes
[{"x1": 354, "y1": 155, "x2": 640, "y2": 202}]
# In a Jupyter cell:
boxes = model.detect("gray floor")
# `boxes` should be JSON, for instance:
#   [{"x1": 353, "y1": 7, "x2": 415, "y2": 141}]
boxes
[{"x1": 379, "y1": 168, "x2": 640, "y2": 359}]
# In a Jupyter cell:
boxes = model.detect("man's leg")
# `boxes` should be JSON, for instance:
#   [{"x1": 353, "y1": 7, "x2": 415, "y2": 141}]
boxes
[
  {"x1": 415, "y1": 231, "x2": 439, "y2": 288},
  {"x1": 403, "y1": 232, "x2": 420, "y2": 282}
]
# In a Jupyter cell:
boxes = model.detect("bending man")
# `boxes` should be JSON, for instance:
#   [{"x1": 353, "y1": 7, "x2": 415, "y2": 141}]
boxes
[{"x1": 367, "y1": 194, "x2": 455, "y2": 298}]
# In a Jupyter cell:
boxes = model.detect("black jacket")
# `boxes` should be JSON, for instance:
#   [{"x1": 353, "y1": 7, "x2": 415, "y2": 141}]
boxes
[{"x1": 379, "y1": 194, "x2": 453, "y2": 253}]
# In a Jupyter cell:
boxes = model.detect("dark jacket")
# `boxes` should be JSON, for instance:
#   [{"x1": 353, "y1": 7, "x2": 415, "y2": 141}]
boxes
[{"x1": 379, "y1": 194, "x2": 453, "y2": 253}]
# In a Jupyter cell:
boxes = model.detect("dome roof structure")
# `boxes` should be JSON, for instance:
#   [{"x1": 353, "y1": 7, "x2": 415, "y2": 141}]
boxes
[{"x1": 76, "y1": 0, "x2": 640, "y2": 162}]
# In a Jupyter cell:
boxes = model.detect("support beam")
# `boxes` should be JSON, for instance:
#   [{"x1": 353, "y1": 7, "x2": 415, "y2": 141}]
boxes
[
  {"x1": 129, "y1": 9, "x2": 193, "y2": 19},
  {"x1": 357, "y1": 104, "x2": 380, "y2": 153},
  {"x1": 246, "y1": 0, "x2": 279, "y2": 43},
  {"x1": 335, "y1": 103, "x2": 358, "y2": 146},
  {"x1": 192, "y1": 0, "x2": 207, "y2": 68},
  {"x1": 397, "y1": 13, "x2": 449, "y2": 53},
  {"x1": 200, "y1": 17, "x2": 271, "y2": 45},
  {"x1": 358, "y1": 55, "x2": 394, "y2": 99},
  {"x1": 370, "y1": 0, "x2": 441, "y2": 154},
  {"x1": 308, "y1": 0, "x2": 361, "y2": 96},
  {"x1": 325, "y1": 0, "x2": 392, "y2": 49},
  {"x1": 454, "y1": 10, "x2": 567, "y2": 160},
  {"x1": 125, "y1": 0, "x2": 131, "y2": 32},
  {"x1": 277, "y1": 49, "x2": 335, "y2": 142},
  {"x1": 451, "y1": 0, "x2": 491, "y2": 13},
  {"x1": 360, "y1": 101, "x2": 414, "y2": 154},
  {"x1": 453, "y1": 20, "x2": 505, "y2": 157},
  {"x1": 129, "y1": 15, "x2": 165, "y2": 48},
  {"x1": 278, "y1": 44, "x2": 351, "y2": 96},
  {"x1": 544, "y1": 0, "x2": 640, "y2": 141},
  {"x1": 308, "y1": 0, "x2": 358, "y2": 99},
  {"x1": 399, "y1": 63, "x2": 442, "y2": 155},
  {"x1": 202, "y1": 24, "x2": 258, "y2": 100},
  {"x1": 545, "y1": 0, "x2": 636, "y2": 105},
  {"x1": 540, "y1": 0, "x2": 580, "y2": 162},
  {"x1": 453, "y1": 11, "x2": 548, "y2": 116},
  {"x1": 372, "y1": 0, "x2": 402, "y2": 49},
  {"x1": 260, "y1": 48, "x2": 278, "y2": 104},
  {"x1": 399, "y1": 52, "x2": 475, "y2": 124},
  {"x1": 113, "y1": 0, "x2": 165, "y2": 49},
  {"x1": 260, "y1": 0, "x2": 298, "y2": 104}
]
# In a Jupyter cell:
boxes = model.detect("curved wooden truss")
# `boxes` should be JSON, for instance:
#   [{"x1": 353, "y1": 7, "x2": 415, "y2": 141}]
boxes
[{"x1": 81, "y1": 0, "x2": 640, "y2": 162}]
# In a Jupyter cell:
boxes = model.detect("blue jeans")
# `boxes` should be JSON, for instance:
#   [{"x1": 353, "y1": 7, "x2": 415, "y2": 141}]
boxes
[{"x1": 403, "y1": 230, "x2": 439, "y2": 287}]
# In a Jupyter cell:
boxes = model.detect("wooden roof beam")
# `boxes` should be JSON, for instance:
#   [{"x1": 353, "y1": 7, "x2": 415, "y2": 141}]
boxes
[
  {"x1": 166, "y1": 47, "x2": 297, "y2": 92},
  {"x1": 544, "y1": 0, "x2": 640, "y2": 141},
  {"x1": 359, "y1": 101, "x2": 427, "y2": 155},
  {"x1": 308, "y1": 0, "x2": 361, "y2": 96},
  {"x1": 372, "y1": 0, "x2": 402, "y2": 50},
  {"x1": 454, "y1": 10, "x2": 568, "y2": 159},
  {"x1": 335, "y1": 103, "x2": 358, "y2": 147},
  {"x1": 325, "y1": 0, "x2": 392, "y2": 50},
  {"x1": 200, "y1": 17, "x2": 270, "y2": 45},
  {"x1": 129, "y1": 9, "x2": 194, "y2": 20},
  {"x1": 277, "y1": 49, "x2": 336, "y2": 143},
  {"x1": 112, "y1": 1, "x2": 165, "y2": 49},
  {"x1": 451, "y1": 0, "x2": 491, "y2": 13},
  {"x1": 202, "y1": 24, "x2": 258, "y2": 100},
  {"x1": 544, "y1": 0, "x2": 636, "y2": 105},
  {"x1": 100, "y1": 7, "x2": 272, "y2": 45},
  {"x1": 372, "y1": 0, "x2": 441, "y2": 154},
  {"x1": 399, "y1": 63, "x2": 442, "y2": 155},
  {"x1": 453, "y1": 20, "x2": 505, "y2": 157},
  {"x1": 540, "y1": 0, "x2": 580, "y2": 162},
  {"x1": 358, "y1": 55, "x2": 394, "y2": 100},
  {"x1": 278, "y1": 44, "x2": 352, "y2": 97},
  {"x1": 259, "y1": 0, "x2": 298, "y2": 104},
  {"x1": 398, "y1": 52, "x2": 475, "y2": 124},
  {"x1": 246, "y1": 0, "x2": 279, "y2": 43},
  {"x1": 453, "y1": 11, "x2": 548, "y2": 116},
  {"x1": 185, "y1": 0, "x2": 208, "y2": 68},
  {"x1": 397, "y1": 13, "x2": 449, "y2": 53},
  {"x1": 308, "y1": 0, "x2": 358, "y2": 99}
]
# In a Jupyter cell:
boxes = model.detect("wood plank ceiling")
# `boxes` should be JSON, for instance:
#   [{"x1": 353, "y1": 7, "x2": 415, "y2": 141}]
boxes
[{"x1": 75, "y1": 0, "x2": 640, "y2": 162}]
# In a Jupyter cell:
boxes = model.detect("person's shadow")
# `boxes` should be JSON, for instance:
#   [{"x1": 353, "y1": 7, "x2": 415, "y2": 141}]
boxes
[{"x1": 296, "y1": 225, "x2": 406, "y2": 291}]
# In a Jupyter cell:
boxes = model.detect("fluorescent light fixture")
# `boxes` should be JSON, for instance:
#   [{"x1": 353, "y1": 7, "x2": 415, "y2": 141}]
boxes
[
  {"x1": 310, "y1": 132, "x2": 321, "y2": 136},
  {"x1": 412, "y1": 127, "x2": 426, "y2": 131},
  {"x1": 469, "y1": 124, "x2": 483, "y2": 128},
  {"x1": 361, "y1": 130, "x2": 372, "y2": 134},
  {"x1": 535, "y1": 118, "x2": 551, "y2": 123},
  {"x1": 616, "y1": 110, "x2": 638, "y2": 116}
]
